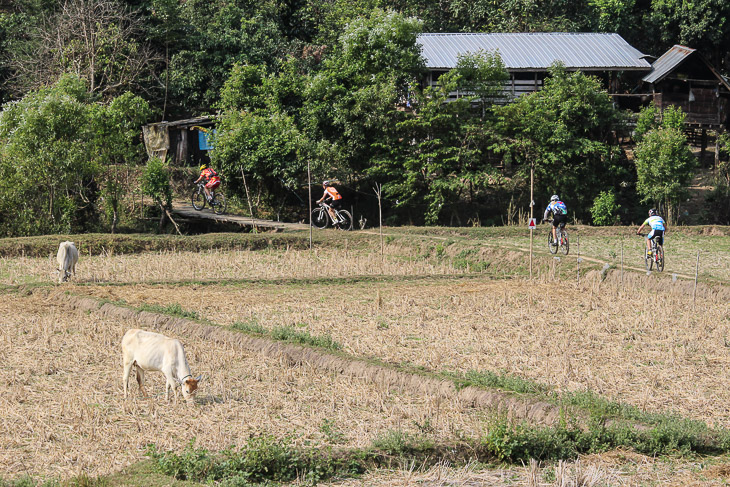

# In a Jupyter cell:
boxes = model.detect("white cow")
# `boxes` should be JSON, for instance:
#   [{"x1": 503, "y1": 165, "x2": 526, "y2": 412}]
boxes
[
  {"x1": 122, "y1": 329, "x2": 202, "y2": 404},
  {"x1": 56, "y1": 241, "x2": 78, "y2": 283}
]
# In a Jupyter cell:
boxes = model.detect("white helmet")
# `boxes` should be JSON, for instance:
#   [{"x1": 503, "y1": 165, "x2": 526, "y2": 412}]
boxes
[{"x1": 550, "y1": 194, "x2": 559, "y2": 202}]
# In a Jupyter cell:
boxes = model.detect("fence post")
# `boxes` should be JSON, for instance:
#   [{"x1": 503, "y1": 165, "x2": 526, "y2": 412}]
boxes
[
  {"x1": 693, "y1": 250, "x2": 700, "y2": 305},
  {"x1": 307, "y1": 160, "x2": 312, "y2": 251},
  {"x1": 576, "y1": 232, "x2": 580, "y2": 285},
  {"x1": 373, "y1": 183, "x2": 384, "y2": 269}
]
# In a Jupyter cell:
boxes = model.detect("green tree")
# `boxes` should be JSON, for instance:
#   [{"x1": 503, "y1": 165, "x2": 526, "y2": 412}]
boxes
[
  {"x1": 89, "y1": 92, "x2": 153, "y2": 232},
  {"x1": 633, "y1": 107, "x2": 695, "y2": 221},
  {"x1": 140, "y1": 156, "x2": 175, "y2": 232},
  {"x1": 302, "y1": 9, "x2": 424, "y2": 178},
  {"x1": 369, "y1": 50, "x2": 507, "y2": 224},
  {"x1": 0, "y1": 74, "x2": 98, "y2": 236},
  {"x1": 494, "y1": 64, "x2": 626, "y2": 219}
]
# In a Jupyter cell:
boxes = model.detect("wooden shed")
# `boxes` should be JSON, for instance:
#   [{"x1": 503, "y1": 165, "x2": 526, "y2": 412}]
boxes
[
  {"x1": 142, "y1": 116, "x2": 216, "y2": 166},
  {"x1": 642, "y1": 45, "x2": 730, "y2": 129}
]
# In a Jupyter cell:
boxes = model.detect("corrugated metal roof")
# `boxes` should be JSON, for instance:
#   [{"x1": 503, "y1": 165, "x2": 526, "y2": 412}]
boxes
[
  {"x1": 417, "y1": 33, "x2": 651, "y2": 71},
  {"x1": 642, "y1": 45, "x2": 695, "y2": 84}
]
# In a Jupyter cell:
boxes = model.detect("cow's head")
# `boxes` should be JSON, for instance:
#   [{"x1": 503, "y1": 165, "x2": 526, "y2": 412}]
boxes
[{"x1": 179, "y1": 375, "x2": 203, "y2": 403}]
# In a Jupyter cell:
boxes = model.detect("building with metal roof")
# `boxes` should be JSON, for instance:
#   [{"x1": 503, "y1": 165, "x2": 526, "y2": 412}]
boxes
[
  {"x1": 417, "y1": 33, "x2": 651, "y2": 101},
  {"x1": 418, "y1": 33, "x2": 651, "y2": 72},
  {"x1": 641, "y1": 45, "x2": 730, "y2": 128}
]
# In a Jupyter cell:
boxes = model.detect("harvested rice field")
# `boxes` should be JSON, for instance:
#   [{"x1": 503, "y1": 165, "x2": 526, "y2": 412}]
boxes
[
  {"x1": 78, "y1": 274, "x2": 730, "y2": 429},
  {"x1": 2, "y1": 229, "x2": 730, "y2": 486},
  {"x1": 0, "y1": 292, "x2": 490, "y2": 477}
]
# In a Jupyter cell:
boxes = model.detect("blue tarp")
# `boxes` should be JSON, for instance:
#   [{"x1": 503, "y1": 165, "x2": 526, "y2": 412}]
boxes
[{"x1": 198, "y1": 129, "x2": 216, "y2": 150}]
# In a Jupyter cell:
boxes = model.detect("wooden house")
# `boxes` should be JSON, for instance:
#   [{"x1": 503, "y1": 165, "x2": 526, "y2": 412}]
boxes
[
  {"x1": 142, "y1": 116, "x2": 215, "y2": 166},
  {"x1": 417, "y1": 32, "x2": 651, "y2": 101},
  {"x1": 641, "y1": 45, "x2": 730, "y2": 129}
]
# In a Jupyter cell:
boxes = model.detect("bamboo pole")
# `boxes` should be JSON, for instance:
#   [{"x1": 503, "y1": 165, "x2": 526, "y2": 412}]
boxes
[
  {"x1": 693, "y1": 250, "x2": 700, "y2": 305},
  {"x1": 529, "y1": 162, "x2": 534, "y2": 280},
  {"x1": 307, "y1": 161, "x2": 312, "y2": 251}
]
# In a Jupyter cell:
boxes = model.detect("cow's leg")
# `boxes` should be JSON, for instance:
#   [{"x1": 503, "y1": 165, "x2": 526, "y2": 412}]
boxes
[
  {"x1": 136, "y1": 366, "x2": 147, "y2": 397},
  {"x1": 123, "y1": 358, "x2": 134, "y2": 397}
]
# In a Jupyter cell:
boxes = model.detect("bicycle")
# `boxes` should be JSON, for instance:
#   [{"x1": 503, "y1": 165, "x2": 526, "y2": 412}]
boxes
[
  {"x1": 638, "y1": 233, "x2": 664, "y2": 272},
  {"x1": 311, "y1": 202, "x2": 353, "y2": 230},
  {"x1": 191, "y1": 182, "x2": 227, "y2": 215},
  {"x1": 546, "y1": 220, "x2": 569, "y2": 255}
]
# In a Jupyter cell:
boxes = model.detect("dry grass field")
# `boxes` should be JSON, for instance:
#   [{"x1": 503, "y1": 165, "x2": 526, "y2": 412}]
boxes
[
  {"x1": 76, "y1": 271, "x2": 730, "y2": 429},
  {"x1": 0, "y1": 292, "x2": 492, "y2": 479},
  {"x1": 2, "y1": 230, "x2": 730, "y2": 486}
]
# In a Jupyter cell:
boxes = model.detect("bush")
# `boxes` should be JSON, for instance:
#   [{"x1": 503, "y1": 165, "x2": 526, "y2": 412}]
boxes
[{"x1": 590, "y1": 190, "x2": 621, "y2": 226}]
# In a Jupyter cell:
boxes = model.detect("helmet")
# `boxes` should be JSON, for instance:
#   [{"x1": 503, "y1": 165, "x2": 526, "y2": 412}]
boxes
[
  {"x1": 648, "y1": 208, "x2": 657, "y2": 216},
  {"x1": 200, "y1": 164, "x2": 207, "y2": 171},
  {"x1": 550, "y1": 194, "x2": 559, "y2": 202},
  {"x1": 322, "y1": 180, "x2": 331, "y2": 186}
]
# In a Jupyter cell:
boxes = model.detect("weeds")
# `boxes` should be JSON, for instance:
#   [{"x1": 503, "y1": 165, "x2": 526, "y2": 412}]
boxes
[
  {"x1": 137, "y1": 302, "x2": 200, "y2": 320},
  {"x1": 146, "y1": 436, "x2": 366, "y2": 485}
]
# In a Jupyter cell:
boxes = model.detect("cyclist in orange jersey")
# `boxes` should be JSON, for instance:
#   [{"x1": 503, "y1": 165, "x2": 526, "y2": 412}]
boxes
[{"x1": 317, "y1": 180, "x2": 344, "y2": 225}]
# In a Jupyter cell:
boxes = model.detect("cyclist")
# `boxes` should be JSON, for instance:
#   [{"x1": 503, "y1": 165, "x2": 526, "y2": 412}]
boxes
[
  {"x1": 317, "y1": 180, "x2": 344, "y2": 225},
  {"x1": 636, "y1": 208, "x2": 666, "y2": 256},
  {"x1": 194, "y1": 164, "x2": 221, "y2": 202},
  {"x1": 542, "y1": 194, "x2": 568, "y2": 247}
]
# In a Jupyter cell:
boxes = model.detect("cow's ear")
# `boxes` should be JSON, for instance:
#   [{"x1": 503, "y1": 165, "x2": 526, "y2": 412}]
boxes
[{"x1": 195, "y1": 375, "x2": 203, "y2": 382}]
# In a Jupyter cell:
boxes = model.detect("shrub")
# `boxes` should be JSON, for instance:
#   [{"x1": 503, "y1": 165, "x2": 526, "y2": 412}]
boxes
[{"x1": 590, "y1": 190, "x2": 621, "y2": 226}]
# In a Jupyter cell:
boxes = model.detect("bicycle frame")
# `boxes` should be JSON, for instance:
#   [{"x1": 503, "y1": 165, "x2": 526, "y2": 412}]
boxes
[{"x1": 319, "y1": 202, "x2": 340, "y2": 223}]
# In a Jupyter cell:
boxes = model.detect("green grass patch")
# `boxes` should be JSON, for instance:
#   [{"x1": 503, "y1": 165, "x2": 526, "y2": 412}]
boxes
[
  {"x1": 137, "y1": 303, "x2": 200, "y2": 320},
  {"x1": 146, "y1": 436, "x2": 366, "y2": 485},
  {"x1": 229, "y1": 320, "x2": 342, "y2": 352}
]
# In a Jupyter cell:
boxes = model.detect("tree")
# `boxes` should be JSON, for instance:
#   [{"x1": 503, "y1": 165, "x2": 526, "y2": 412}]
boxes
[
  {"x1": 0, "y1": 74, "x2": 98, "y2": 235},
  {"x1": 140, "y1": 156, "x2": 177, "y2": 232},
  {"x1": 302, "y1": 9, "x2": 424, "y2": 177},
  {"x1": 369, "y1": 51, "x2": 507, "y2": 224},
  {"x1": 633, "y1": 106, "x2": 695, "y2": 221},
  {"x1": 7, "y1": 0, "x2": 158, "y2": 99},
  {"x1": 0, "y1": 74, "x2": 153, "y2": 236},
  {"x1": 494, "y1": 64, "x2": 626, "y2": 219},
  {"x1": 88, "y1": 92, "x2": 152, "y2": 232}
]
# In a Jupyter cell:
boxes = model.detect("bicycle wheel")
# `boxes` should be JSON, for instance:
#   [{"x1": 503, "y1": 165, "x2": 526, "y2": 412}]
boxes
[
  {"x1": 336, "y1": 210, "x2": 353, "y2": 231},
  {"x1": 548, "y1": 231, "x2": 558, "y2": 254},
  {"x1": 645, "y1": 248, "x2": 653, "y2": 271},
  {"x1": 311, "y1": 208, "x2": 328, "y2": 229},
  {"x1": 560, "y1": 229, "x2": 569, "y2": 255},
  {"x1": 191, "y1": 188, "x2": 206, "y2": 210},
  {"x1": 212, "y1": 192, "x2": 227, "y2": 215},
  {"x1": 655, "y1": 245, "x2": 664, "y2": 272}
]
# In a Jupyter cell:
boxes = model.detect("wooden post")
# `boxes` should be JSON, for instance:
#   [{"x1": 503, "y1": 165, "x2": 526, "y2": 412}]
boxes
[
  {"x1": 620, "y1": 237, "x2": 624, "y2": 290},
  {"x1": 576, "y1": 232, "x2": 580, "y2": 285},
  {"x1": 693, "y1": 250, "x2": 700, "y2": 305},
  {"x1": 529, "y1": 162, "x2": 534, "y2": 280},
  {"x1": 307, "y1": 160, "x2": 312, "y2": 251},
  {"x1": 240, "y1": 166, "x2": 256, "y2": 231},
  {"x1": 374, "y1": 184, "x2": 384, "y2": 268}
]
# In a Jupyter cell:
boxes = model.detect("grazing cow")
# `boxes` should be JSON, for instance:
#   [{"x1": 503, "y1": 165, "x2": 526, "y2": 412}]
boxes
[
  {"x1": 122, "y1": 329, "x2": 202, "y2": 404},
  {"x1": 56, "y1": 241, "x2": 78, "y2": 283}
]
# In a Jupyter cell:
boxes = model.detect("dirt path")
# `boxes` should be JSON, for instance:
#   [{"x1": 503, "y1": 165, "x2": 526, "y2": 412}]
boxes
[{"x1": 361, "y1": 229, "x2": 698, "y2": 281}]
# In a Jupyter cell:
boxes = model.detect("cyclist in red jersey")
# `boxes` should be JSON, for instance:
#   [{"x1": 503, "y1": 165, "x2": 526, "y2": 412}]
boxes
[
  {"x1": 317, "y1": 180, "x2": 344, "y2": 224},
  {"x1": 194, "y1": 164, "x2": 221, "y2": 202}
]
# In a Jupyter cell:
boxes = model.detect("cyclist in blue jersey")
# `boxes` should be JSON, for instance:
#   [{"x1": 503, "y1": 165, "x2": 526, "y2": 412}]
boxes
[
  {"x1": 542, "y1": 195, "x2": 568, "y2": 248},
  {"x1": 636, "y1": 208, "x2": 667, "y2": 255}
]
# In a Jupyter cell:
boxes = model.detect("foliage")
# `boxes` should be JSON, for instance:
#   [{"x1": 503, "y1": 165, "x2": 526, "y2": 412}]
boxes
[
  {"x1": 147, "y1": 436, "x2": 366, "y2": 484},
  {"x1": 590, "y1": 190, "x2": 621, "y2": 225},
  {"x1": 633, "y1": 107, "x2": 695, "y2": 214},
  {"x1": 302, "y1": 9, "x2": 424, "y2": 179},
  {"x1": 140, "y1": 156, "x2": 173, "y2": 208},
  {"x1": 369, "y1": 50, "x2": 507, "y2": 224},
  {"x1": 494, "y1": 64, "x2": 627, "y2": 219},
  {"x1": 5, "y1": 0, "x2": 156, "y2": 100},
  {"x1": 0, "y1": 75, "x2": 98, "y2": 236}
]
